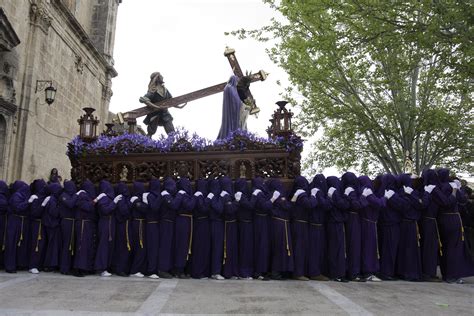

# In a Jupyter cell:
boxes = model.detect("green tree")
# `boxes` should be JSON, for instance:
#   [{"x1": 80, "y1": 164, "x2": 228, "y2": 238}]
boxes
[{"x1": 230, "y1": 0, "x2": 473, "y2": 175}]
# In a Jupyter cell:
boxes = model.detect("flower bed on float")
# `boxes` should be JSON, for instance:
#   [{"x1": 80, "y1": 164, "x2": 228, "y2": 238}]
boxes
[{"x1": 67, "y1": 129, "x2": 303, "y2": 183}]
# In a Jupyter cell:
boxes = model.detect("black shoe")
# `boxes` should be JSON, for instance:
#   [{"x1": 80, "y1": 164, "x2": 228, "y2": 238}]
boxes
[
  {"x1": 116, "y1": 272, "x2": 129, "y2": 277},
  {"x1": 333, "y1": 277, "x2": 349, "y2": 283},
  {"x1": 5, "y1": 270, "x2": 17, "y2": 274},
  {"x1": 158, "y1": 271, "x2": 173, "y2": 279},
  {"x1": 73, "y1": 270, "x2": 85, "y2": 277},
  {"x1": 178, "y1": 273, "x2": 190, "y2": 279},
  {"x1": 271, "y1": 272, "x2": 284, "y2": 280}
]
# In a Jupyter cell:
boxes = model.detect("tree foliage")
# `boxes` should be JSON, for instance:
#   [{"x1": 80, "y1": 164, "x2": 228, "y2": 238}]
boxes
[{"x1": 230, "y1": 0, "x2": 473, "y2": 175}]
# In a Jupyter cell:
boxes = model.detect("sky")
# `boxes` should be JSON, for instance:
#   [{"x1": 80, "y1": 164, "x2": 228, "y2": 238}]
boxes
[{"x1": 110, "y1": 0, "x2": 291, "y2": 141}]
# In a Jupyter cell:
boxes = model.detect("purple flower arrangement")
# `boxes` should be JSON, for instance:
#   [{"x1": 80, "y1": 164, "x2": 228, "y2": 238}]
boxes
[{"x1": 67, "y1": 128, "x2": 303, "y2": 158}]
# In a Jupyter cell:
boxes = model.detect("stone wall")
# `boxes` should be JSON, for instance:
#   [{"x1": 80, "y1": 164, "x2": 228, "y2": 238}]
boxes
[{"x1": 0, "y1": 0, "x2": 120, "y2": 183}]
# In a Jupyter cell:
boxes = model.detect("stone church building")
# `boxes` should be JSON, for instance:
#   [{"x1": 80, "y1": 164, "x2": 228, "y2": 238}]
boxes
[{"x1": 0, "y1": 0, "x2": 121, "y2": 183}]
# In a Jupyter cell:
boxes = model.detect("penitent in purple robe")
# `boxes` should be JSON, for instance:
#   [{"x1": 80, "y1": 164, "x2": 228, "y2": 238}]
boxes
[
  {"x1": 378, "y1": 174, "x2": 404, "y2": 279},
  {"x1": 420, "y1": 169, "x2": 443, "y2": 278},
  {"x1": 58, "y1": 181, "x2": 78, "y2": 274},
  {"x1": 252, "y1": 177, "x2": 272, "y2": 277},
  {"x1": 396, "y1": 174, "x2": 423, "y2": 281},
  {"x1": 94, "y1": 180, "x2": 116, "y2": 273},
  {"x1": 437, "y1": 168, "x2": 474, "y2": 281},
  {"x1": 217, "y1": 75, "x2": 241, "y2": 139},
  {"x1": 0, "y1": 181, "x2": 9, "y2": 269},
  {"x1": 341, "y1": 172, "x2": 363, "y2": 280},
  {"x1": 221, "y1": 177, "x2": 239, "y2": 279},
  {"x1": 174, "y1": 178, "x2": 196, "y2": 273},
  {"x1": 158, "y1": 178, "x2": 182, "y2": 273},
  {"x1": 290, "y1": 176, "x2": 314, "y2": 278},
  {"x1": 358, "y1": 176, "x2": 383, "y2": 277},
  {"x1": 326, "y1": 177, "x2": 349, "y2": 279},
  {"x1": 191, "y1": 179, "x2": 211, "y2": 278},
  {"x1": 5, "y1": 181, "x2": 30, "y2": 272},
  {"x1": 308, "y1": 174, "x2": 330, "y2": 277},
  {"x1": 129, "y1": 182, "x2": 148, "y2": 274},
  {"x1": 235, "y1": 178, "x2": 255, "y2": 278},
  {"x1": 28, "y1": 179, "x2": 48, "y2": 271},
  {"x1": 74, "y1": 180, "x2": 97, "y2": 273},
  {"x1": 209, "y1": 179, "x2": 225, "y2": 275},
  {"x1": 43, "y1": 183, "x2": 63, "y2": 270},
  {"x1": 146, "y1": 179, "x2": 162, "y2": 275},
  {"x1": 112, "y1": 182, "x2": 132, "y2": 275},
  {"x1": 269, "y1": 179, "x2": 294, "y2": 274}
]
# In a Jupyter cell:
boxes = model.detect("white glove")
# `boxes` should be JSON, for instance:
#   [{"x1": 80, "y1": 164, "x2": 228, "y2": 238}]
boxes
[
  {"x1": 41, "y1": 196, "x2": 51, "y2": 207},
  {"x1": 142, "y1": 192, "x2": 150, "y2": 205},
  {"x1": 344, "y1": 187, "x2": 355, "y2": 196},
  {"x1": 453, "y1": 180, "x2": 461, "y2": 190},
  {"x1": 130, "y1": 196, "x2": 138, "y2": 203},
  {"x1": 95, "y1": 193, "x2": 107, "y2": 202},
  {"x1": 270, "y1": 191, "x2": 281, "y2": 203},
  {"x1": 207, "y1": 192, "x2": 214, "y2": 199},
  {"x1": 234, "y1": 192, "x2": 242, "y2": 202},
  {"x1": 220, "y1": 190, "x2": 229, "y2": 197},
  {"x1": 76, "y1": 190, "x2": 86, "y2": 196},
  {"x1": 403, "y1": 186, "x2": 414, "y2": 194},
  {"x1": 384, "y1": 190, "x2": 395, "y2": 199},
  {"x1": 113, "y1": 194, "x2": 123, "y2": 204},
  {"x1": 362, "y1": 188, "x2": 373, "y2": 197},
  {"x1": 178, "y1": 190, "x2": 186, "y2": 195},
  {"x1": 449, "y1": 182, "x2": 457, "y2": 190},
  {"x1": 310, "y1": 188, "x2": 320, "y2": 197},
  {"x1": 252, "y1": 189, "x2": 262, "y2": 196},
  {"x1": 161, "y1": 190, "x2": 169, "y2": 196},
  {"x1": 328, "y1": 187, "x2": 336, "y2": 198},
  {"x1": 28, "y1": 195, "x2": 38, "y2": 203},
  {"x1": 194, "y1": 191, "x2": 203, "y2": 197},
  {"x1": 424, "y1": 185, "x2": 436, "y2": 193},
  {"x1": 291, "y1": 189, "x2": 306, "y2": 202}
]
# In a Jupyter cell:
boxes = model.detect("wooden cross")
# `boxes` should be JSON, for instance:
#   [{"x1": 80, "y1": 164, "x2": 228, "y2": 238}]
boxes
[{"x1": 119, "y1": 47, "x2": 268, "y2": 121}]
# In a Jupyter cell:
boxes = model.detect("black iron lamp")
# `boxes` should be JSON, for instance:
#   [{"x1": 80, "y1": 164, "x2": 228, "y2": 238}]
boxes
[
  {"x1": 35, "y1": 80, "x2": 57, "y2": 105},
  {"x1": 78, "y1": 107, "x2": 100, "y2": 142}
]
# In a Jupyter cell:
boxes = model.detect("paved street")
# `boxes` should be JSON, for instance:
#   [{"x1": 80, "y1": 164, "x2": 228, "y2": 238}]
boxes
[{"x1": 0, "y1": 272, "x2": 472, "y2": 315}]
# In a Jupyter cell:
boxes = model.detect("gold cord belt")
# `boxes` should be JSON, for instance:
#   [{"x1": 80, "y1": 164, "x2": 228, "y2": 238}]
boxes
[
  {"x1": 272, "y1": 217, "x2": 291, "y2": 256},
  {"x1": 180, "y1": 214, "x2": 193, "y2": 261},
  {"x1": 134, "y1": 218, "x2": 145, "y2": 249},
  {"x1": 34, "y1": 219, "x2": 42, "y2": 252},
  {"x1": 223, "y1": 219, "x2": 237, "y2": 264},
  {"x1": 125, "y1": 219, "x2": 131, "y2": 251},
  {"x1": 424, "y1": 217, "x2": 443, "y2": 256},
  {"x1": 362, "y1": 218, "x2": 379, "y2": 259}
]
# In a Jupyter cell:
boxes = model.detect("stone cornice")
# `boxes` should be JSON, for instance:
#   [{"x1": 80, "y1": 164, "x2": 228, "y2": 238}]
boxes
[
  {"x1": 51, "y1": 0, "x2": 118, "y2": 78},
  {"x1": 0, "y1": 8, "x2": 21, "y2": 51}
]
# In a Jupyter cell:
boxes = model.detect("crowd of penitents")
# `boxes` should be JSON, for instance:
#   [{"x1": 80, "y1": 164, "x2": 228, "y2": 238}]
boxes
[{"x1": 0, "y1": 168, "x2": 472, "y2": 283}]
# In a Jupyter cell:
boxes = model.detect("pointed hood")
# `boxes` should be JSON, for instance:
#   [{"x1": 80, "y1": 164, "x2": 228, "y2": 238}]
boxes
[
  {"x1": 208, "y1": 179, "x2": 221, "y2": 195},
  {"x1": 63, "y1": 180, "x2": 77, "y2": 195},
  {"x1": 132, "y1": 181, "x2": 145, "y2": 196},
  {"x1": 99, "y1": 180, "x2": 114, "y2": 198},
  {"x1": 31, "y1": 179, "x2": 47, "y2": 198},
  {"x1": 219, "y1": 176, "x2": 234, "y2": 195},
  {"x1": 177, "y1": 178, "x2": 192, "y2": 195},
  {"x1": 234, "y1": 178, "x2": 250, "y2": 195},
  {"x1": 149, "y1": 179, "x2": 161, "y2": 196},
  {"x1": 196, "y1": 179, "x2": 208, "y2": 195},
  {"x1": 163, "y1": 177, "x2": 177, "y2": 195},
  {"x1": 252, "y1": 177, "x2": 267, "y2": 194},
  {"x1": 116, "y1": 182, "x2": 130, "y2": 197},
  {"x1": 81, "y1": 180, "x2": 96, "y2": 198},
  {"x1": 311, "y1": 174, "x2": 328, "y2": 194}
]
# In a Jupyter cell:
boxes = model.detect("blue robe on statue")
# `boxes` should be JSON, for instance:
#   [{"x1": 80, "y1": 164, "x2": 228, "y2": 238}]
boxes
[{"x1": 217, "y1": 75, "x2": 241, "y2": 139}]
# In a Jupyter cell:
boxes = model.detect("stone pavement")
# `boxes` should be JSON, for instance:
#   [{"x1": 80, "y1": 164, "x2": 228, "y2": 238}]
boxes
[{"x1": 0, "y1": 272, "x2": 473, "y2": 315}]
